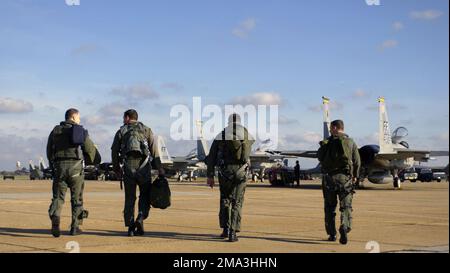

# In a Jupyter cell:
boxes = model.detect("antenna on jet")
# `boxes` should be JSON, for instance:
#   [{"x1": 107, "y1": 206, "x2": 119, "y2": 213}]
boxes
[
  {"x1": 322, "y1": 96, "x2": 331, "y2": 140},
  {"x1": 195, "y1": 120, "x2": 204, "y2": 138},
  {"x1": 29, "y1": 160, "x2": 35, "y2": 170}
]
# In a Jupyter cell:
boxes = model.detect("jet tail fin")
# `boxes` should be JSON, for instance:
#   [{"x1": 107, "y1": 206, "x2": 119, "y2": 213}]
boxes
[
  {"x1": 29, "y1": 160, "x2": 35, "y2": 171},
  {"x1": 157, "y1": 136, "x2": 172, "y2": 164},
  {"x1": 39, "y1": 157, "x2": 47, "y2": 171},
  {"x1": 195, "y1": 120, "x2": 209, "y2": 161},
  {"x1": 197, "y1": 138, "x2": 209, "y2": 162},
  {"x1": 322, "y1": 96, "x2": 331, "y2": 140},
  {"x1": 378, "y1": 97, "x2": 394, "y2": 153}
]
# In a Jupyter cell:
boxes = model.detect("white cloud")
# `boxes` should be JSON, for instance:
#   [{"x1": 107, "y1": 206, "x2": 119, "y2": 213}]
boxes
[
  {"x1": 280, "y1": 131, "x2": 322, "y2": 150},
  {"x1": 70, "y1": 44, "x2": 99, "y2": 56},
  {"x1": 230, "y1": 92, "x2": 282, "y2": 106},
  {"x1": 355, "y1": 132, "x2": 379, "y2": 146},
  {"x1": 391, "y1": 104, "x2": 408, "y2": 110},
  {"x1": 0, "y1": 97, "x2": 34, "y2": 113},
  {"x1": 430, "y1": 133, "x2": 449, "y2": 145},
  {"x1": 232, "y1": 18, "x2": 256, "y2": 39},
  {"x1": 366, "y1": 103, "x2": 407, "y2": 112},
  {"x1": 44, "y1": 105, "x2": 59, "y2": 112},
  {"x1": 161, "y1": 82, "x2": 183, "y2": 91},
  {"x1": 308, "y1": 101, "x2": 343, "y2": 112},
  {"x1": 410, "y1": 10, "x2": 443, "y2": 20},
  {"x1": 352, "y1": 89, "x2": 370, "y2": 99},
  {"x1": 82, "y1": 102, "x2": 128, "y2": 127},
  {"x1": 83, "y1": 115, "x2": 107, "y2": 127},
  {"x1": 0, "y1": 133, "x2": 46, "y2": 170},
  {"x1": 278, "y1": 115, "x2": 300, "y2": 125},
  {"x1": 380, "y1": 39, "x2": 398, "y2": 50},
  {"x1": 98, "y1": 102, "x2": 128, "y2": 117},
  {"x1": 300, "y1": 132, "x2": 322, "y2": 143},
  {"x1": 392, "y1": 21, "x2": 404, "y2": 31},
  {"x1": 111, "y1": 84, "x2": 159, "y2": 100}
]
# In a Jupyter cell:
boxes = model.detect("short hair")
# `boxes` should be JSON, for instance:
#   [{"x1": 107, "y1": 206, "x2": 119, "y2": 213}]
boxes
[
  {"x1": 331, "y1": 119, "x2": 344, "y2": 130},
  {"x1": 65, "y1": 108, "x2": 79, "y2": 121},
  {"x1": 228, "y1": 113, "x2": 241, "y2": 124},
  {"x1": 124, "y1": 109, "x2": 138, "y2": 121}
]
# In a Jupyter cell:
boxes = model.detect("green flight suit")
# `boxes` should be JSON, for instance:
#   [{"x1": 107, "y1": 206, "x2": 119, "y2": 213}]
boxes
[
  {"x1": 111, "y1": 121, "x2": 162, "y2": 227},
  {"x1": 47, "y1": 121, "x2": 98, "y2": 229},
  {"x1": 319, "y1": 133, "x2": 361, "y2": 236},
  {"x1": 218, "y1": 165, "x2": 247, "y2": 231},
  {"x1": 207, "y1": 123, "x2": 254, "y2": 232}
]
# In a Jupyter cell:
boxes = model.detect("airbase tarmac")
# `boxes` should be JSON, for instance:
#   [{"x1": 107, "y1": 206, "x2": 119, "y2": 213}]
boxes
[{"x1": 0, "y1": 178, "x2": 448, "y2": 253}]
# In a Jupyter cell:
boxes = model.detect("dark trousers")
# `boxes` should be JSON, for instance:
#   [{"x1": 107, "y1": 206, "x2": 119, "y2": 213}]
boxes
[
  {"x1": 123, "y1": 157, "x2": 151, "y2": 227},
  {"x1": 123, "y1": 176, "x2": 151, "y2": 227},
  {"x1": 322, "y1": 174, "x2": 354, "y2": 236},
  {"x1": 48, "y1": 160, "x2": 85, "y2": 228},
  {"x1": 218, "y1": 165, "x2": 247, "y2": 232}
]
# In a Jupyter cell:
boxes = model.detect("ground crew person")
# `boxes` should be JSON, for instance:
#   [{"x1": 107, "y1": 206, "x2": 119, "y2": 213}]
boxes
[
  {"x1": 207, "y1": 114, "x2": 254, "y2": 242},
  {"x1": 318, "y1": 119, "x2": 360, "y2": 245},
  {"x1": 47, "y1": 108, "x2": 100, "y2": 237},
  {"x1": 294, "y1": 160, "x2": 301, "y2": 187},
  {"x1": 111, "y1": 109, "x2": 164, "y2": 237}
]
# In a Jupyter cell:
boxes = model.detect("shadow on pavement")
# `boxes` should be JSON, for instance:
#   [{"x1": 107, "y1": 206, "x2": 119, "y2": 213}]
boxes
[
  {"x1": 89, "y1": 229, "x2": 225, "y2": 242},
  {"x1": 240, "y1": 235, "x2": 328, "y2": 245},
  {"x1": 0, "y1": 227, "x2": 127, "y2": 238},
  {"x1": 0, "y1": 227, "x2": 333, "y2": 246}
]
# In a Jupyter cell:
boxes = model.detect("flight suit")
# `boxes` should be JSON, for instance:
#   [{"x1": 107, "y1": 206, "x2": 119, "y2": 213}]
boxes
[
  {"x1": 111, "y1": 121, "x2": 162, "y2": 228},
  {"x1": 218, "y1": 165, "x2": 247, "y2": 232},
  {"x1": 320, "y1": 133, "x2": 361, "y2": 237},
  {"x1": 207, "y1": 123, "x2": 254, "y2": 234},
  {"x1": 47, "y1": 121, "x2": 98, "y2": 229}
]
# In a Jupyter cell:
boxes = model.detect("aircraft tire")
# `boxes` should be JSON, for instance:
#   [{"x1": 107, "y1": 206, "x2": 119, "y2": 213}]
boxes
[{"x1": 393, "y1": 177, "x2": 401, "y2": 189}]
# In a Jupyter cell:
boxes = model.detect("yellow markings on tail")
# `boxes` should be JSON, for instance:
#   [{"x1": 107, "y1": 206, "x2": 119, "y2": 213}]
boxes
[
  {"x1": 322, "y1": 96, "x2": 330, "y2": 104},
  {"x1": 378, "y1": 97, "x2": 385, "y2": 103}
]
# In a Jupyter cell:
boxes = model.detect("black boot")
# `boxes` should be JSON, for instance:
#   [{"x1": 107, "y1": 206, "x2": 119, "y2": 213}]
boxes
[
  {"x1": 339, "y1": 226, "x2": 348, "y2": 245},
  {"x1": 135, "y1": 215, "x2": 145, "y2": 236},
  {"x1": 220, "y1": 228, "x2": 229, "y2": 238},
  {"x1": 51, "y1": 216, "x2": 60, "y2": 238},
  {"x1": 127, "y1": 223, "x2": 136, "y2": 237},
  {"x1": 327, "y1": 234, "x2": 337, "y2": 242},
  {"x1": 70, "y1": 226, "x2": 83, "y2": 236},
  {"x1": 228, "y1": 230, "x2": 238, "y2": 242}
]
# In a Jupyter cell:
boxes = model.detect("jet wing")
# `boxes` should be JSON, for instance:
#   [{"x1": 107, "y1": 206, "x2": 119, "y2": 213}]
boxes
[
  {"x1": 376, "y1": 149, "x2": 431, "y2": 162},
  {"x1": 269, "y1": 150, "x2": 318, "y2": 159},
  {"x1": 251, "y1": 152, "x2": 303, "y2": 162},
  {"x1": 377, "y1": 149, "x2": 449, "y2": 162},
  {"x1": 430, "y1": 151, "x2": 450, "y2": 157}
]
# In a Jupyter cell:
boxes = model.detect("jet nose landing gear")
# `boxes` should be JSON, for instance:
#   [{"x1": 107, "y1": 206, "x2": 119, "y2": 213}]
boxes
[{"x1": 393, "y1": 176, "x2": 401, "y2": 189}]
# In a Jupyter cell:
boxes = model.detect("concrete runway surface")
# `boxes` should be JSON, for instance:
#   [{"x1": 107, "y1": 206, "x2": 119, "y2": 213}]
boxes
[{"x1": 0, "y1": 179, "x2": 448, "y2": 253}]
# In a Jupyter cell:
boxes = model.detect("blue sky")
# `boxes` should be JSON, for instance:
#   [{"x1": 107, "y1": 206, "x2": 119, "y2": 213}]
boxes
[{"x1": 0, "y1": 0, "x2": 448, "y2": 170}]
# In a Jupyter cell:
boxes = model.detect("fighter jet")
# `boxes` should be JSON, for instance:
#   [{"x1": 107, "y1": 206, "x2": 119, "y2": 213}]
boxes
[
  {"x1": 29, "y1": 157, "x2": 53, "y2": 180},
  {"x1": 29, "y1": 160, "x2": 42, "y2": 180},
  {"x1": 271, "y1": 96, "x2": 449, "y2": 189},
  {"x1": 158, "y1": 121, "x2": 294, "y2": 182},
  {"x1": 247, "y1": 139, "x2": 298, "y2": 182},
  {"x1": 157, "y1": 133, "x2": 209, "y2": 182},
  {"x1": 38, "y1": 157, "x2": 53, "y2": 179},
  {"x1": 1, "y1": 162, "x2": 27, "y2": 180}
]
